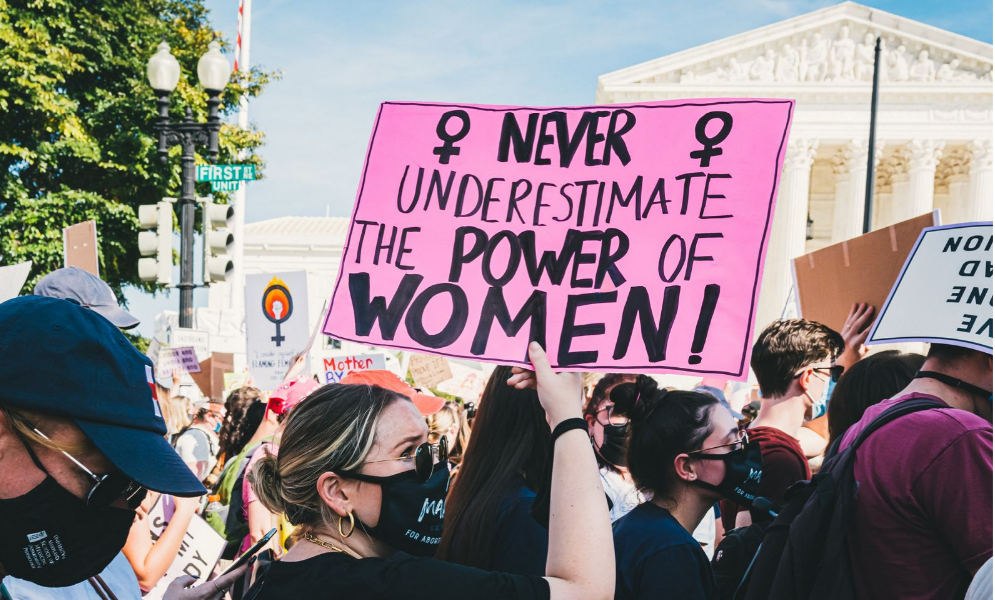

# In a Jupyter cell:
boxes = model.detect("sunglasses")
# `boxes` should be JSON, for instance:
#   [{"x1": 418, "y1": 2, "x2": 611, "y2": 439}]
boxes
[
  {"x1": 30, "y1": 427, "x2": 147, "y2": 510},
  {"x1": 687, "y1": 430, "x2": 750, "y2": 456},
  {"x1": 364, "y1": 436, "x2": 449, "y2": 483}
]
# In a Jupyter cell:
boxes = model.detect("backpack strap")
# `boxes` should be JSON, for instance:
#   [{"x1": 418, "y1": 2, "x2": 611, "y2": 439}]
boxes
[{"x1": 849, "y1": 397, "x2": 947, "y2": 452}]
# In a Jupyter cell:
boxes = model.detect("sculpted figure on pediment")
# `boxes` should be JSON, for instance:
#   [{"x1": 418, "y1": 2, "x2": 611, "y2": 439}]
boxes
[
  {"x1": 855, "y1": 33, "x2": 876, "y2": 81},
  {"x1": 775, "y1": 43, "x2": 800, "y2": 82},
  {"x1": 887, "y1": 45, "x2": 909, "y2": 82},
  {"x1": 829, "y1": 25, "x2": 856, "y2": 80},
  {"x1": 803, "y1": 32, "x2": 828, "y2": 81},
  {"x1": 909, "y1": 50, "x2": 935, "y2": 82},
  {"x1": 726, "y1": 57, "x2": 749, "y2": 82},
  {"x1": 750, "y1": 49, "x2": 776, "y2": 82}
]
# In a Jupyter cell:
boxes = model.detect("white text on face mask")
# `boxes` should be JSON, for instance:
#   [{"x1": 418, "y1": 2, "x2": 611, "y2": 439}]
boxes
[{"x1": 418, "y1": 498, "x2": 445, "y2": 523}]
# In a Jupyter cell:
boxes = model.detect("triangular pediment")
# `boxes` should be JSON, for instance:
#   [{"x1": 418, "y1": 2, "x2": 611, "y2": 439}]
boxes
[{"x1": 597, "y1": 2, "x2": 992, "y2": 96}]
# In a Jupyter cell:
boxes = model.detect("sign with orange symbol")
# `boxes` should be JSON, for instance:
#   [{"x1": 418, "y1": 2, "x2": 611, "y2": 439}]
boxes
[{"x1": 246, "y1": 271, "x2": 310, "y2": 391}]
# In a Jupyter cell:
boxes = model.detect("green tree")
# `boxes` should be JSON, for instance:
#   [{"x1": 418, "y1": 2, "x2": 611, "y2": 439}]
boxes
[{"x1": 0, "y1": 0, "x2": 277, "y2": 300}]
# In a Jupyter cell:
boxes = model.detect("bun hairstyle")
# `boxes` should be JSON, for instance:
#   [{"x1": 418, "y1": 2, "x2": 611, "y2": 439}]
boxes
[
  {"x1": 249, "y1": 384, "x2": 408, "y2": 539},
  {"x1": 616, "y1": 375, "x2": 720, "y2": 500}
]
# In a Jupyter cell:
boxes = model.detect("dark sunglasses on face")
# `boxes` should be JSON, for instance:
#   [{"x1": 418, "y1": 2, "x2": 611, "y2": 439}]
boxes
[
  {"x1": 362, "y1": 436, "x2": 449, "y2": 483},
  {"x1": 29, "y1": 426, "x2": 147, "y2": 510}
]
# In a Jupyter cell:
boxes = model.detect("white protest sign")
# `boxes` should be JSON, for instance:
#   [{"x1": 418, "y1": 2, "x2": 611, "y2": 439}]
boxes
[
  {"x1": 868, "y1": 222, "x2": 993, "y2": 353},
  {"x1": 167, "y1": 327, "x2": 211, "y2": 361},
  {"x1": 156, "y1": 346, "x2": 202, "y2": 381},
  {"x1": 246, "y1": 271, "x2": 310, "y2": 391},
  {"x1": 322, "y1": 353, "x2": 387, "y2": 384},
  {"x1": 145, "y1": 496, "x2": 225, "y2": 600},
  {"x1": 0, "y1": 261, "x2": 32, "y2": 302}
]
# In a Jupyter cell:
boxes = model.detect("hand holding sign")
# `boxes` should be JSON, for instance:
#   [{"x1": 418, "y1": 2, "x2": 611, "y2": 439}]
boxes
[{"x1": 837, "y1": 302, "x2": 875, "y2": 370}]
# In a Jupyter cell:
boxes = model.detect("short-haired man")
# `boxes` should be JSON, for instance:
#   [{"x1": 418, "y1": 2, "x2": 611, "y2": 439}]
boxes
[
  {"x1": 841, "y1": 343, "x2": 992, "y2": 599},
  {"x1": 0, "y1": 296, "x2": 241, "y2": 599},
  {"x1": 720, "y1": 318, "x2": 844, "y2": 529}
]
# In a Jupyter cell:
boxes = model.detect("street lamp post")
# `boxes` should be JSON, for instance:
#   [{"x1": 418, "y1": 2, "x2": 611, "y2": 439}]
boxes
[{"x1": 147, "y1": 40, "x2": 231, "y2": 328}]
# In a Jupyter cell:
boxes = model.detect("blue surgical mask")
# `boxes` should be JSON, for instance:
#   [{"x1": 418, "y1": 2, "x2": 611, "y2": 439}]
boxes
[
  {"x1": 214, "y1": 421, "x2": 222, "y2": 433},
  {"x1": 806, "y1": 376, "x2": 835, "y2": 421}
]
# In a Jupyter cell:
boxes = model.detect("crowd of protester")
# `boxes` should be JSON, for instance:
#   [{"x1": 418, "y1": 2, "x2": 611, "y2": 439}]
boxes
[{"x1": 0, "y1": 268, "x2": 991, "y2": 600}]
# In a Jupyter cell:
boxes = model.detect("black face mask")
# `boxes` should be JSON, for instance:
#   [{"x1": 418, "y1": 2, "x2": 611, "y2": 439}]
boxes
[
  {"x1": 340, "y1": 463, "x2": 450, "y2": 557},
  {"x1": 691, "y1": 441, "x2": 763, "y2": 508},
  {"x1": 595, "y1": 423, "x2": 628, "y2": 468},
  {"x1": 0, "y1": 472, "x2": 135, "y2": 587}
]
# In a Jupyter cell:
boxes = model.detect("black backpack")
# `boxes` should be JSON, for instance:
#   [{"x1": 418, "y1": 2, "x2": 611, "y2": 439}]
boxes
[{"x1": 737, "y1": 397, "x2": 946, "y2": 600}]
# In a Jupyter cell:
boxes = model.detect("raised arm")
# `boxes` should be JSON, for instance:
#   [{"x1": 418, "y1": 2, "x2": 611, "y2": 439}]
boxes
[{"x1": 508, "y1": 343, "x2": 615, "y2": 600}]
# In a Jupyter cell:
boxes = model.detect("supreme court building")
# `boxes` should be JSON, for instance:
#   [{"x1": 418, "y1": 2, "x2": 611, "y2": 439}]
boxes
[{"x1": 597, "y1": 1, "x2": 993, "y2": 329}]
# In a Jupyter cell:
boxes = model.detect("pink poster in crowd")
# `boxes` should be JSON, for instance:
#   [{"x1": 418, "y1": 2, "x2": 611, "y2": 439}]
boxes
[{"x1": 324, "y1": 99, "x2": 793, "y2": 379}]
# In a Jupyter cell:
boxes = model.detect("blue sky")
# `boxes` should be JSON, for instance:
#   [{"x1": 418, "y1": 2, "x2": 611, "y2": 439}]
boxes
[{"x1": 125, "y1": 0, "x2": 993, "y2": 336}]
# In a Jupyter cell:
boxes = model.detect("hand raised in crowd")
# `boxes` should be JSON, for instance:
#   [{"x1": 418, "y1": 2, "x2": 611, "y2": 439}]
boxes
[
  {"x1": 837, "y1": 302, "x2": 876, "y2": 371},
  {"x1": 282, "y1": 354, "x2": 307, "y2": 383},
  {"x1": 507, "y1": 342, "x2": 583, "y2": 426},
  {"x1": 162, "y1": 564, "x2": 248, "y2": 600}
]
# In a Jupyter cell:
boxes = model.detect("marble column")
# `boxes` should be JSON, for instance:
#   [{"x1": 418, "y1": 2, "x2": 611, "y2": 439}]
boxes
[
  {"x1": 968, "y1": 140, "x2": 993, "y2": 222},
  {"x1": 901, "y1": 139, "x2": 944, "y2": 221},
  {"x1": 832, "y1": 140, "x2": 869, "y2": 242},
  {"x1": 757, "y1": 139, "x2": 818, "y2": 331},
  {"x1": 945, "y1": 175, "x2": 971, "y2": 224}
]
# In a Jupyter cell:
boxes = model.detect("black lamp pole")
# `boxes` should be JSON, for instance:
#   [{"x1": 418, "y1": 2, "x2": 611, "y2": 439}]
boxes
[
  {"x1": 154, "y1": 90, "x2": 222, "y2": 328},
  {"x1": 863, "y1": 37, "x2": 882, "y2": 234}
]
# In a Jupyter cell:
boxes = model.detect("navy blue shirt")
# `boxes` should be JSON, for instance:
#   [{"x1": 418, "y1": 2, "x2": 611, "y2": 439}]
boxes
[
  {"x1": 613, "y1": 502, "x2": 716, "y2": 600},
  {"x1": 491, "y1": 481, "x2": 549, "y2": 576}
]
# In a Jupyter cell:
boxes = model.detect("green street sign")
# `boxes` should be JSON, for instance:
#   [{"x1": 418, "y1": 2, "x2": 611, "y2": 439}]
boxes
[{"x1": 196, "y1": 164, "x2": 256, "y2": 182}]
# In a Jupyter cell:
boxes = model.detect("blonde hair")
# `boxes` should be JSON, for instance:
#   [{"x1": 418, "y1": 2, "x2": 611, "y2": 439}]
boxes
[
  {"x1": 425, "y1": 402, "x2": 469, "y2": 463},
  {"x1": 158, "y1": 386, "x2": 191, "y2": 438},
  {"x1": 0, "y1": 406, "x2": 91, "y2": 456},
  {"x1": 249, "y1": 384, "x2": 406, "y2": 540}
]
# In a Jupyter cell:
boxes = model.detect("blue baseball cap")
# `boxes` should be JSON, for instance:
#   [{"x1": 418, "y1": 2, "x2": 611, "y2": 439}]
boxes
[{"x1": 0, "y1": 296, "x2": 205, "y2": 496}]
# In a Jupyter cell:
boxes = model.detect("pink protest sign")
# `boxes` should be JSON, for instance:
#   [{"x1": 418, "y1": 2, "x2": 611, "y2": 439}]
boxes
[{"x1": 324, "y1": 99, "x2": 793, "y2": 379}]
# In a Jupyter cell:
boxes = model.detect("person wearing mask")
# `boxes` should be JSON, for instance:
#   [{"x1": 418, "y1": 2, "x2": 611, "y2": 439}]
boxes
[
  {"x1": 612, "y1": 376, "x2": 762, "y2": 600},
  {"x1": 825, "y1": 350, "x2": 925, "y2": 450},
  {"x1": 840, "y1": 343, "x2": 992, "y2": 600},
  {"x1": 583, "y1": 373, "x2": 641, "y2": 521},
  {"x1": 245, "y1": 343, "x2": 614, "y2": 600},
  {"x1": 727, "y1": 318, "x2": 843, "y2": 528},
  {"x1": 425, "y1": 401, "x2": 469, "y2": 467},
  {"x1": 436, "y1": 366, "x2": 551, "y2": 575},
  {"x1": 0, "y1": 296, "x2": 244, "y2": 600},
  {"x1": 173, "y1": 400, "x2": 226, "y2": 482}
]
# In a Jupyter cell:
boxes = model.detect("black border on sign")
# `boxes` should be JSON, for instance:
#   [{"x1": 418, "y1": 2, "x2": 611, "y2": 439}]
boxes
[
  {"x1": 323, "y1": 99, "x2": 795, "y2": 377},
  {"x1": 867, "y1": 221, "x2": 994, "y2": 351}
]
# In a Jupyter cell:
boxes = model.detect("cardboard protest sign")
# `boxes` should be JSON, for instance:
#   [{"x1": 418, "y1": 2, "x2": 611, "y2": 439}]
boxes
[
  {"x1": 793, "y1": 211, "x2": 939, "y2": 332},
  {"x1": 0, "y1": 261, "x2": 32, "y2": 302},
  {"x1": 867, "y1": 222, "x2": 993, "y2": 353},
  {"x1": 408, "y1": 353, "x2": 453, "y2": 389},
  {"x1": 189, "y1": 352, "x2": 234, "y2": 400},
  {"x1": 246, "y1": 271, "x2": 310, "y2": 390},
  {"x1": 63, "y1": 220, "x2": 100, "y2": 276},
  {"x1": 145, "y1": 496, "x2": 225, "y2": 600},
  {"x1": 156, "y1": 346, "x2": 202, "y2": 381},
  {"x1": 322, "y1": 353, "x2": 387, "y2": 384},
  {"x1": 167, "y1": 327, "x2": 211, "y2": 361},
  {"x1": 323, "y1": 100, "x2": 793, "y2": 378}
]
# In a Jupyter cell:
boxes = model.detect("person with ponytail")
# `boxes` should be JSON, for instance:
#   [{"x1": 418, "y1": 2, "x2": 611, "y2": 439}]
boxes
[
  {"x1": 612, "y1": 376, "x2": 763, "y2": 600},
  {"x1": 583, "y1": 373, "x2": 641, "y2": 521},
  {"x1": 245, "y1": 343, "x2": 614, "y2": 600}
]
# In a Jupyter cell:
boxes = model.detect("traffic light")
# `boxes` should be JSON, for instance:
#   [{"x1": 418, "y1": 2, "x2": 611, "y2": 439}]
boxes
[
  {"x1": 137, "y1": 201, "x2": 174, "y2": 284},
  {"x1": 203, "y1": 200, "x2": 234, "y2": 283}
]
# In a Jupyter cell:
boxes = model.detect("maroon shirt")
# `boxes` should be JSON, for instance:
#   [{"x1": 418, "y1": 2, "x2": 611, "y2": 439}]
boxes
[
  {"x1": 720, "y1": 425, "x2": 811, "y2": 530},
  {"x1": 840, "y1": 393, "x2": 993, "y2": 600}
]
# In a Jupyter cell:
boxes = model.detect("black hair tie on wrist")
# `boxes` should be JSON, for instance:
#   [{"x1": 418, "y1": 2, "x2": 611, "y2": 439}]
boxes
[{"x1": 551, "y1": 417, "x2": 588, "y2": 443}]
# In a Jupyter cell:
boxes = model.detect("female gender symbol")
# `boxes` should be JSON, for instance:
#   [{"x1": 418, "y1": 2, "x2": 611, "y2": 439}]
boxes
[
  {"x1": 262, "y1": 278, "x2": 294, "y2": 347},
  {"x1": 689, "y1": 111, "x2": 733, "y2": 168}
]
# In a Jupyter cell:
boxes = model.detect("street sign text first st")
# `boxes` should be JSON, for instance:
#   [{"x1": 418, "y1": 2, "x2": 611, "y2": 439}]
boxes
[{"x1": 195, "y1": 164, "x2": 256, "y2": 182}]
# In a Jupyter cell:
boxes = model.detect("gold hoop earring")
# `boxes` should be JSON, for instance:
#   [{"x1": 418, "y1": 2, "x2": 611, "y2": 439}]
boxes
[{"x1": 338, "y1": 512, "x2": 355, "y2": 539}]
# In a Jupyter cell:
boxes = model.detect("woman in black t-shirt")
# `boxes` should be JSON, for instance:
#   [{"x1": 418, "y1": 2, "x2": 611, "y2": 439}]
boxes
[
  {"x1": 246, "y1": 343, "x2": 614, "y2": 600},
  {"x1": 610, "y1": 377, "x2": 764, "y2": 600}
]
